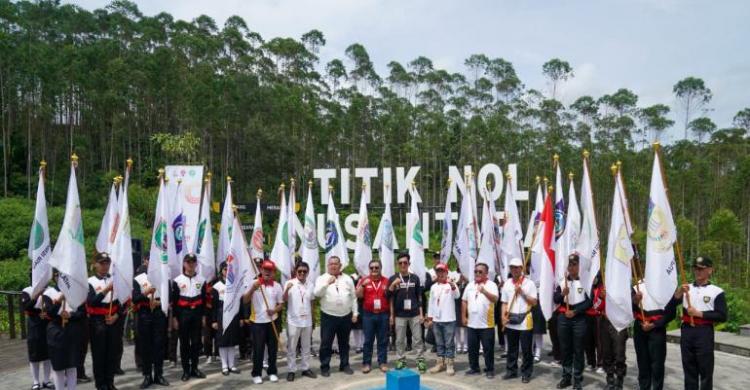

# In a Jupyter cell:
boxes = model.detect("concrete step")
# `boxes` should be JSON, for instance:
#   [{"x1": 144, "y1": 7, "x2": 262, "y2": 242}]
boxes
[
  {"x1": 739, "y1": 324, "x2": 750, "y2": 337},
  {"x1": 667, "y1": 329, "x2": 750, "y2": 357}
]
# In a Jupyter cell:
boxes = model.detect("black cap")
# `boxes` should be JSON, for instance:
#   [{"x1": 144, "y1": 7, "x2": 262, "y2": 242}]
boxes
[
  {"x1": 94, "y1": 252, "x2": 111, "y2": 263},
  {"x1": 183, "y1": 253, "x2": 198, "y2": 263},
  {"x1": 219, "y1": 261, "x2": 228, "y2": 272},
  {"x1": 693, "y1": 256, "x2": 713, "y2": 268},
  {"x1": 568, "y1": 253, "x2": 580, "y2": 265}
]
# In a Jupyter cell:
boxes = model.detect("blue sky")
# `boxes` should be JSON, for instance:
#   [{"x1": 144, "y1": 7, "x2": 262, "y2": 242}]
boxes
[{"x1": 68, "y1": 0, "x2": 750, "y2": 141}]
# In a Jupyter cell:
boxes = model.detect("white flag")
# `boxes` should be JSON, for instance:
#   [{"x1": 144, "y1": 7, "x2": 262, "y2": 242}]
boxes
[
  {"x1": 604, "y1": 170, "x2": 635, "y2": 331},
  {"x1": 48, "y1": 164, "x2": 88, "y2": 310},
  {"x1": 353, "y1": 187, "x2": 372, "y2": 276},
  {"x1": 168, "y1": 182, "x2": 186, "y2": 279},
  {"x1": 251, "y1": 197, "x2": 265, "y2": 259},
  {"x1": 111, "y1": 173, "x2": 133, "y2": 303},
  {"x1": 324, "y1": 192, "x2": 349, "y2": 268},
  {"x1": 477, "y1": 193, "x2": 499, "y2": 280},
  {"x1": 96, "y1": 184, "x2": 120, "y2": 254},
  {"x1": 270, "y1": 189, "x2": 292, "y2": 279},
  {"x1": 560, "y1": 176, "x2": 581, "y2": 282},
  {"x1": 439, "y1": 187, "x2": 454, "y2": 264},
  {"x1": 148, "y1": 177, "x2": 172, "y2": 314},
  {"x1": 374, "y1": 202, "x2": 398, "y2": 278},
  {"x1": 407, "y1": 189, "x2": 427, "y2": 284},
  {"x1": 287, "y1": 184, "x2": 300, "y2": 260},
  {"x1": 501, "y1": 180, "x2": 524, "y2": 282},
  {"x1": 195, "y1": 183, "x2": 216, "y2": 281},
  {"x1": 216, "y1": 180, "x2": 234, "y2": 266},
  {"x1": 29, "y1": 167, "x2": 52, "y2": 297},
  {"x1": 527, "y1": 183, "x2": 544, "y2": 284},
  {"x1": 453, "y1": 184, "x2": 478, "y2": 278},
  {"x1": 645, "y1": 151, "x2": 678, "y2": 307},
  {"x1": 301, "y1": 187, "x2": 320, "y2": 285},
  {"x1": 577, "y1": 158, "x2": 601, "y2": 295},
  {"x1": 553, "y1": 163, "x2": 567, "y2": 284},
  {"x1": 223, "y1": 215, "x2": 252, "y2": 332}
]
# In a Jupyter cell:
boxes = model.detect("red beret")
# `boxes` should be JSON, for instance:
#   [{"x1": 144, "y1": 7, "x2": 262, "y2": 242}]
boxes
[{"x1": 261, "y1": 260, "x2": 276, "y2": 270}]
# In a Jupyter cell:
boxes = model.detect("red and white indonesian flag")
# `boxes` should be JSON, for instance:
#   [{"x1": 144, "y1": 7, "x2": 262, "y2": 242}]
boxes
[
  {"x1": 533, "y1": 192, "x2": 556, "y2": 320},
  {"x1": 577, "y1": 157, "x2": 601, "y2": 295},
  {"x1": 251, "y1": 198, "x2": 265, "y2": 259},
  {"x1": 148, "y1": 177, "x2": 172, "y2": 314},
  {"x1": 223, "y1": 215, "x2": 253, "y2": 332},
  {"x1": 353, "y1": 187, "x2": 373, "y2": 276},
  {"x1": 29, "y1": 167, "x2": 52, "y2": 297},
  {"x1": 645, "y1": 151, "x2": 678, "y2": 308},
  {"x1": 604, "y1": 170, "x2": 635, "y2": 331},
  {"x1": 48, "y1": 164, "x2": 88, "y2": 310}
]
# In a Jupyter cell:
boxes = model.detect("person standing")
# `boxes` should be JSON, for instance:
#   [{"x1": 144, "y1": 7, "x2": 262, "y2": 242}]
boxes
[
  {"x1": 283, "y1": 261, "x2": 317, "y2": 381},
  {"x1": 462, "y1": 262, "x2": 499, "y2": 379},
  {"x1": 632, "y1": 275, "x2": 677, "y2": 390},
  {"x1": 673, "y1": 256, "x2": 727, "y2": 390},
  {"x1": 599, "y1": 290, "x2": 629, "y2": 390},
  {"x1": 133, "y1": 259, "x2": 169, "y2": 388},
  {"x1": 314, "y1": 256, "x2": 358, "y2": 377},
  {"x1": 171, "y1": 254, "x2": 207, "y2": 382},
  {"x1": 554, "y1": 254, "x2": 592, "y2": 390},
  {"x1": 21, "y1": 285, "x2": 52, "y2": 390},
  {"x1": 584, "y1": 272, "x2": 604, "y2": 374},
  {"x1": 44, "y1": 269, "x2": 86, "y2": 390},
  {"x1": 243, "y1": 259, "x2": 284, "y2": 384},
  {"x1": 86, "y1": 252, "x2": 124, "y2": 390},
  {"x1": 210, "y1": 261, "x2": 241, "y2": 376},
  {"x1": 501, "y1": 257, "x2": 538, "y2": 383},
  {"x1": 357, "y1": 260, "x2": 391, "y2": 373},
  {"x1": 425, "y1": 263, "x2": 460, "y2": 376},
  {"x1": 388, "y1": 253, "x2": 426, "y2": 372}
]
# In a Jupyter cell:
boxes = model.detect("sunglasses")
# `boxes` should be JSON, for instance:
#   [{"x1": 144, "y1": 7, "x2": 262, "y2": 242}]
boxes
[
  {"x1": 474, "y1": 270, "x2": 484, "y2": 274},
  {"x1": 398, "y1": 261, "x2": 409, "y2": 265},
  {"x1": 370, "y1": 267, "x2": 381, "y2": 270},
  {"x1": 297, "y1": 270, "x2": 308, "y2": 274}
]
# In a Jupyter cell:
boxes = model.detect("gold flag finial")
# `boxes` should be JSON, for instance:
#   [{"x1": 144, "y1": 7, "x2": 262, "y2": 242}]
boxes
[
  {"x1": 226, "y1": 175, "x2": 232, "y2": 183},
  {"x1": 280, "y1": 183, "x2": 286, "y2": 191},
  {"x1": 611, "y1": 164, "x2": 618, "y2": 176},
  {"x1": 653, "y1": 141, "x2": 661, "y2": 151},
  {"x1": 176, "y1": 178, "x2": 182, "y2": 185},
  {"x1": 290, "y1": 178, "x2": 296, "y2": 186},
  {"x1": 583, "y1": 149, "x2": 590, "y2": 158},
  {"x1": 231, "y1": 204, "x2": 238, "y2": 213},
  {"x1": 328, "y1": 185, "x2": 334, "y2": 192},
  {"x1": 543, "y1": 176, "x2": 549, "y2": 184},
  {"x1": 40, "y1": 160, "x2": 47, "y2": 169},
  {"x1": 308, "y1": 180, "x2": 313, "y2": 189},
  {"x1": 362, "y1": 181, "x2": 367, "y2": 190},
  {"x1": 547, "y1": 185, "x2": 554, "y2": 193},
  {"x1": 535, "y1": 175, "x2": 540, "y2": 184},
  {"x1": 256, "y1": 188, "x2": 263, "y2": 198},
  {"x1": 568, "y1": 172, "x2": 574, "y2": 180},
  {"x1": 71, "y1": 153, "x2": 79, "y2": 167},
  {"x1": 616, "y1": 160, "x2": 622, "y2": 169},
  {"x1": 553, "y1": 153, "x2": 559, "y2": 162},
  {"x1": 126, "y1": 158, "x2": 133, "y2": 168},
  {"x1": 505, "y1": 172, "x2": 512, "y2": 181},
  {"x1": 157, "y1": 168, "x2": 165, "y2": 179},
  {"x1": 447, "y1": 177, "x2": 452, "y2": 185},
  {"x1": 205, "y1": 172, "x2": 212, "y2": 183}
]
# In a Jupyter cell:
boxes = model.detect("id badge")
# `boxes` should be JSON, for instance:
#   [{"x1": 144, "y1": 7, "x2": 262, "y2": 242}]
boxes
[
  {"x1": 374, "y1": 299, "x2": 382, "y2": 311},
  {"x1": 403, "y1": 299, "x2": 412, "y2": 310}
]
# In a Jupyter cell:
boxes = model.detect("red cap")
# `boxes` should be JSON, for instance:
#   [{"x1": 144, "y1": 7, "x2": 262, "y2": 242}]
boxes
[
  {"x1": 261, "y1": 260, "x2": 276, "y2": 270},
  {"x1": 435, "y1": 263, "x2": 449, "y2": 272}
]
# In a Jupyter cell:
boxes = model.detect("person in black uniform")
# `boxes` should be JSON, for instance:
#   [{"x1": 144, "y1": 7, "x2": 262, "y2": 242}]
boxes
[
  {"x1": 22, "y1": 285, "x2": 53, "y2": 390},
  {"x1": 554, "y1": 254, "x2": 592, "y2": 390},
  {"x1": 132, "y1": 259, "x2": 169, "y2": 388},
  {"x1": 86, "y1": 252, "x2": 125, "y2": 390},
  {"x1": 211, "y1": 261, "x2": 242, "y2": 375},
  {"x1": 44, "y1": 268, "x2": 86, "y2": 390},
  {"x1": 632, "y1": 270, "x2": 677, "y2": 390},
  {"x1": 673, "y1": 256, "x2": 727, "y2": 390},
  {"x1": 171, "y1": 253, "x2": 208, "y2": 382}
]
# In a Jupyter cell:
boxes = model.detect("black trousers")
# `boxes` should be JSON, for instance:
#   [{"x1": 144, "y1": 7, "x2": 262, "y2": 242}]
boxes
[
  {"x1": 600, "y1": 317, "x2": 628, "y2": 378},
  {"x1": 251, "y1": 322, "x2": 278, "y2": 377},
  {"x1": 319, "y1": 312, "x2": 352, "y2": 372},
  {"x1": 634, "y1": 323, "x2": 667, "y2": 390},
  {"x1": 549, "y1": 312, "x2": 561, "y2": 361},
  {"x1": 584, "y1": 315, "x2": 602, "y2": 368},
  {"x1": 177, "y1": 308, "x2": 202, "y2": 373},
  {"x1": 239, "y1": 321, "x2": 253, "y2": 358},
  {"x1": 680, "y1": 325, "x2": 714, "y2": 390},
  {"x1": 468, "y1": 327, "x2": 495, "y2": 372},
  {"x1": 78, "y1": 316, "x2": 89, "y2": 377},
  {"x1": 558, "y1": 314, "x2": 586, "y2": 384},
  {"x1": 89, "y1": 317, "x2": 119, "y2": 388},
  {"x1": 114, "y1": 313, "x2": 125, "y2": 370},
  {"x1": 506, "y1": 328, "x2": 533, "y2": 378},
  {"x1": 137, "y1": 308, "x2": 167, "y2": 378}
]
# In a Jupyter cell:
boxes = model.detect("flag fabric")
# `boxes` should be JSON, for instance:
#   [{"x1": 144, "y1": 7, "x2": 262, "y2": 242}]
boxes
[
  {"x1": 29, "y1": 167, "x2": 52, "y2": 297},
  {"x1": 196, "y1": 182, "x2": 216, "y2": 281},
  {"x1": 439, "y1": 187, "x2": 454, "y2": 264},
  {"x1": 48, "y1": 164, "x2": 88, "y2": 310},
  {"x1": 111, "y1": 172, "x2": 133, "y2": 303},
  {"x1": 301, "y1": 187, "x2": 320, "y2": 285},
  {"x1": 374, "y1": 202, "x2": 398, "y2": 278},
  {"x1": 148, "y1": 177, "x2": 172, "y2": 314},
  {"x1": 604, "y1": 169, "x2": 635, "y2": 331},
  {"x1": 353, "y1": 188, "x2": 373, "y2": 276},
  {"x1": 645, "y1": 151, "x2": 678, "y2": 307},
  {"x1": 407, "y1": 188, "x2": 427, "y2": 284},
  {"x1": 533, "y1": 192, "x2": 556, "y2": 320},
  {"x1": 577, "y1": 158, "x2": 601, "y2": 295},
  {"x1": 500, "y1": 179, "x2": 524, "y2": 282},
  {"x1": 271, "y1": 189, "x2": 292, "y2": 279},
  {"x1": 168, "y1": 183, "x2": 186, "y2": 279},
  {"x1": 324, "y1": 192, "x2": 349, "y2": 268},
  {"x1": 287, "y1": 184, "x2": 300, "y2": 262},
  {"x1": 96, "y1": 184, "x2": 120, "y2": 254},
  {"x1": 223, "y1": 214, "x2": 253, "y2": 332},
  {"x1": 559, "y1": 176, "x2": 581, "y2": 281},
  {"x1": 553, "y1": 163, "x2": 567, "y2": 284},
  {"x1": 477, "y1": 192, "x2": 499, "y2": 280},
  {"x1": 217, "y1": 181, "x2": 234, "y2": 267},
  {"x1": 526, "y1": 183, "x2": 544, "y2": 284},
  {"x1": 251, "y1": 197, "x2": 265, "y2": 259},
  {"x1": 453, "y1": 184, "x2": 478, "y2": 278}
]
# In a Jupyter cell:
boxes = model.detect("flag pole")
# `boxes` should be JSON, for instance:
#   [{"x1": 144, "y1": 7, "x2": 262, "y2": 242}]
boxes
[
  {"x1": 583, "y1": 150, "x2": 604, "y2": 287},
  {"x1": 653, "y1": 142, "x2": 693, "y2": 326},
  {"x1": 631, "y1": 253, "x2": 647, "y2": 320},
  {"x1": 467, "y1": 172, "x2": 480, "y2": 276},
  {"x1": 555, "y1": 154, "x2": 570, "y2": 311}
]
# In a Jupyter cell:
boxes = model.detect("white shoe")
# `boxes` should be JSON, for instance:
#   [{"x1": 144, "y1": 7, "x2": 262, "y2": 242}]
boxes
[
  {"x1": 596, "y1": 367, "x2": 605, "y2": 375},
  {"x1": 207, "y1": 356, "x2": 213, "y2": 364},
  {"x1": 269, "y1": 374, "x2": 278, "y2": 382},
  {"x1": 263, "y1": 361, "x2": 269, "y2": 369},
  {"x1": 253, "y1": 376, "x2": 263, "y2": 384},
  {"x1": 534, "y1": 356, "x2": 541, "y2": 363}
]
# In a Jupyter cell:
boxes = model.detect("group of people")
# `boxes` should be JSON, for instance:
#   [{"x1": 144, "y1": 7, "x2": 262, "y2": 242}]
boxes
[{"x1": 22, "y1": 249, "x2": 727, "y2": 390}]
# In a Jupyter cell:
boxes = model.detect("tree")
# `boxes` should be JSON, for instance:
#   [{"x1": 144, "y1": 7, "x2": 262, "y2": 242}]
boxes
[
  {"x1": 688, "y1": 117, "x2": 717, "y2": 143},
  {"x1": 542, "y1": 58, "x2": 573, "y2": 100},
  {"x1": 673, "y1": 77, "x2": 712, "y2": 140},
  {"x1": 733, "y1": 108, "x2": 750, "y2": 131},
  {"x1": 639, "y1": 104, "x2": 674, "y2": 142}
]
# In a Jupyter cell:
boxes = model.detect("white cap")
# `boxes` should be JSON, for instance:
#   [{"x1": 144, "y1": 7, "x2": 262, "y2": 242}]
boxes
[{"x1": 509, "y1": 258, "x2": 523, "y2": 267}]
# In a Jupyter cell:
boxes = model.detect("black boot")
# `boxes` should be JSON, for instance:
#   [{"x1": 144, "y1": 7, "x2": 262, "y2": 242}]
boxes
[
  {"x1": 615, "y1": 376, "x2": 624, "y2": 390},
  {"x1": 606, "y1": 374, "x2": 615, "y2": 390},
  {"x1": 153, "y1": 375, "x2": 169, "y2": 386},
  {"x1": 181, "y1": 371, "x2": 190, "y2": 382},
  {"x1": 140, "y1": 376, "x2": 153, "y2": 389}
]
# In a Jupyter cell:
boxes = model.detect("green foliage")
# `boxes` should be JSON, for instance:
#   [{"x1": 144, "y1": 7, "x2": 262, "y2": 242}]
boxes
[{"x1": 706, "y1": 208, "x2": 743, "y2": 244}]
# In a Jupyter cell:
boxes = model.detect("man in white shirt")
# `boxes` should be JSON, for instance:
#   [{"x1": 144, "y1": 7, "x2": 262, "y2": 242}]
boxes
[
  {"x1": 425, "y1": 263, "x2": 460, "y2": 376},
  {"x1": 461, "y1": 262, "x2": 499, "y2": 379},
  {"x1": 283, "y1": 261, "x2": 317, "y2": 382},
  {"x1": 501, "y1": 257, "x2": 538, "y2": 383},
  {"x1": 242, "y1": 260, "x2": 283, "y2": 384},
  {"x1": 313, "y1": 256, "x2": 358, "y2": 377}
]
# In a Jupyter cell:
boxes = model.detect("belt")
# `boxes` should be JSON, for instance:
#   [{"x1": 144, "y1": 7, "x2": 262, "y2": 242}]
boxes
[
  {"x1": 86, "y1": 304, "x2": 119, "y2": 316},
  {"x1": 177, "y1": 298, "x2": 203, "y2": 309},
  {"x1": 681, "y1": 315, "x2": 714, "y2": 327},
  {"x1": 635, "y1": 312, "x2": 663, "y2": 323}
]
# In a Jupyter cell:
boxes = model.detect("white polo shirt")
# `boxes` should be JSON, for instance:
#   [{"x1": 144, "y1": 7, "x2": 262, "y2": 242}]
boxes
[
  {"x1": 285, "y1": 278, "x2": 313, "y2": 328},
  {"x1": 462, "y1": 280, "x2": 499, "y2": 329},
  {"x1": 501, "y1": 277, "x2": 537, "y2": 331},
  {"x1": 428, "y1": 282, "x2": 460, "y2": 322},
  {"x1": 249, "y1": 281, "x2": 283, "y2": 324}
]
